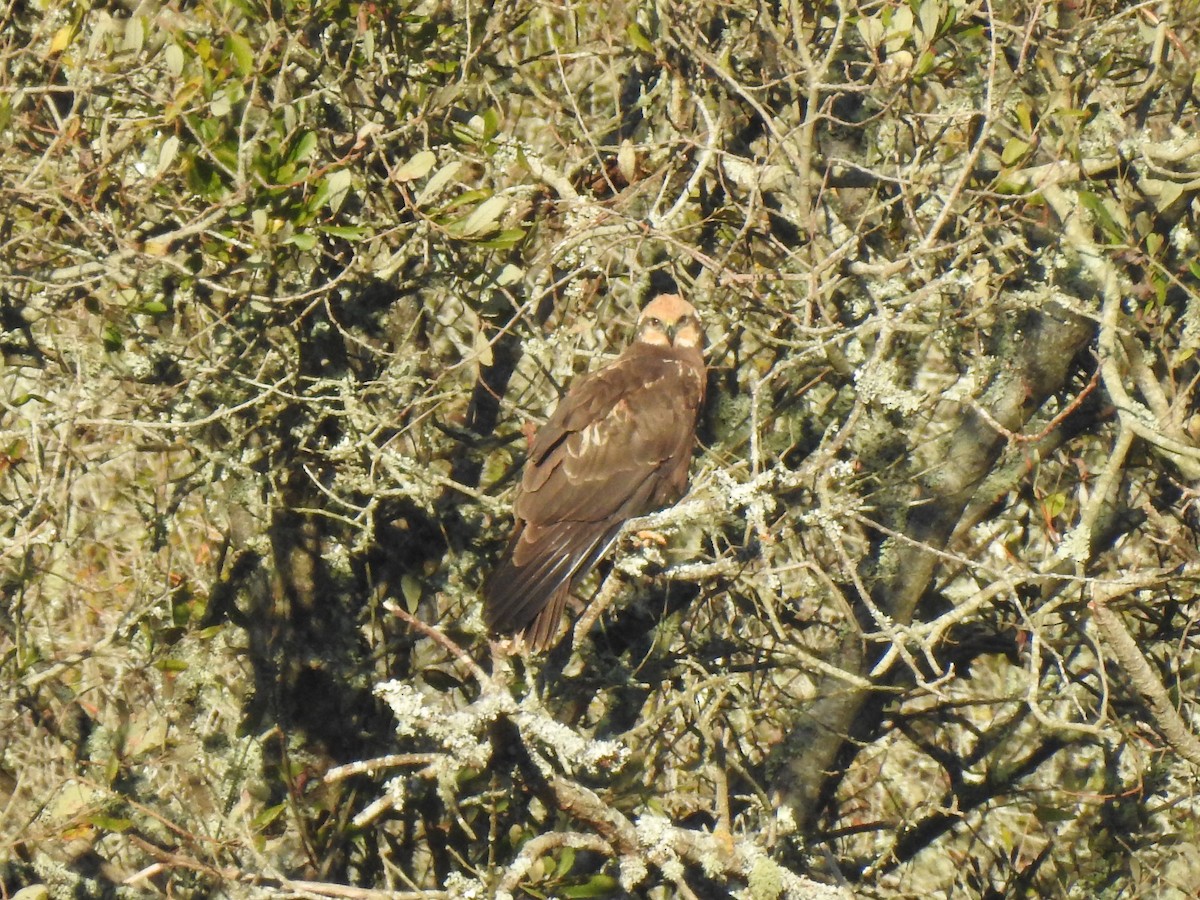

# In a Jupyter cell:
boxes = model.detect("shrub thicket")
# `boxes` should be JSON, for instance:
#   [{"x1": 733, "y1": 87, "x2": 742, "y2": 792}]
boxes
[{"x1": 3, "y1": 0, "x2": 1200, "y2": 896}]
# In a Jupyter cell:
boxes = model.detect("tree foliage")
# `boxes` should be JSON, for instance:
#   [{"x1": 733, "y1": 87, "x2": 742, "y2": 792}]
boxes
[{"x1": 3, "y1": 0, "x2": 1200, "y2": 896}]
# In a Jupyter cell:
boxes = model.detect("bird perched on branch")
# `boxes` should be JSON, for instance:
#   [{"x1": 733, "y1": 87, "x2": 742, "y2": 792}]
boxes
[{"x1": 485, "y1": 293, "x2": 707, "y2": 649}]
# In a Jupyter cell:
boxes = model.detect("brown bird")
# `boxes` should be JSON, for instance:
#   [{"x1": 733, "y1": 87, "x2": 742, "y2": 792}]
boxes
[{"x1": 485, "y1": 293, "x2": 706, "y2": 649}]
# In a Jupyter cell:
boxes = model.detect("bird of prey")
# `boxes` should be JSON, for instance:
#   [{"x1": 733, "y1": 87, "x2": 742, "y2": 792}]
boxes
[{"x1": 485, "y1": 293, "x2": 706, "y2": 649}]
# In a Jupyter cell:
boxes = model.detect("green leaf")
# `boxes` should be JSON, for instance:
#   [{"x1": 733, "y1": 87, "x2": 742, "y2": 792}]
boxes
[
  {"x1": 627, "y1": 21, "x2": 653, "y2": 53},
  {"x1": 424, "y1": 669, "x2": 465, "y2": 692},
  {"x1": 1014, "y1": 101, "x2": 1034, "y2": 135},
  {"x1": 1077, "y1": 190, "x2": 1125, "y2": 243},
  {"x1": 555, "y1": 847, "x2": 576, "y2": 876},
  {"x1": 481, "y1": 107, "x2": 500, "y2": 140},
  {"x1": 401, "y1": 574, "x2": 422, "y2": 612},
  {"x1": 105, "y1": 753, "x2": 120, "y2": 784},
  {"x1": 251, "y1": 802, "x2": 287, "y2": 831},
  {"x1": 416, "y1": 161, "x2": 462, "y2": 205},
  {"x1": 884, "y1": 4, "x2": 913, "y2": 52},
  {"x1": 913, "y1": 49, "x2": 936, "y2": 77},
  {"x1": 87, "y1": 815, "x2": 133, "y2": 833},
  {"x1": 1000, "y1": 137, "x2": 1030, "y2": 166},
  {"x1": 917, "y1": 0, "x2": 941, "y2": 42},
  {"x1": 560, "y1": 874, "x2": 621, "y2": 897},
  {"x1": 287, "y1": 232, "x2": 318, "y2": 250},
  {"x1": 155, "y1": 135, "x2": 180, "y2": 177},
  {"x1": 437, "y1": 188, "x2": 490, "y2": 214},
  {"x1": 226, "y1": 34, "x2": 254, "y2": 77},
  {"x1": 123, "y1": 17, "x2": 146, "y2": 54},
  {"x1": 856, "y1": 14, "x2": 884, "y2": 48},
  {"x1": 154, "y1": 657, "x2": 189, "y2": 672},
  {"x1": 300, "y1": 185, "x2": 328, "y2": 221},
  {"x1": 1033, "y1": 804, "x2": 1075, "y2": 823},
  {"x1": 211, "y1": 137, "x2": 238, "y2": 171},
  {"x1": 1042, "y1": 492, "x2": 1067, "y2": 518},
  {"x1": 476, "y1": 227, "x2": 526, "y2": 249},
  {"x1": 318, "y1": 225, "x2": 367, "y2": 239},
  {"x1": 165, "y1": 78, "x2": 200, "y2": 122},
  {"x1": 455, "y1": 195, "x2": 508, "y2": 237},
  {"x1": 287, "y1": 131, "x2": 318, "y2": 165},
  {"x1": 323, "y1": 169, "x2": 353, "y2": 214},
  {"x1": 102, "y1": 323, "x2": 124, "y2": 352}
]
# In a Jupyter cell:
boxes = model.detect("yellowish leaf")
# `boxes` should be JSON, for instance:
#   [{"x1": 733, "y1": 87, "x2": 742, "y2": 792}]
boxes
[
  {"x1": 394, "y1": 150, "x2": 437, "y2": 182},
  {"x1": 49, "y1": 25, "x2": 73, "y2": 55},
  {"x1": 473, "y1": 328, "x2": 494, "y2": 366}
]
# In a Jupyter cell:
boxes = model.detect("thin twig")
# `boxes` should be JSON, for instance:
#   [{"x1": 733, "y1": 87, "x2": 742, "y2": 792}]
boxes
[{"x1": 384, "y1": 601, "x2": 489, "y2": 685}]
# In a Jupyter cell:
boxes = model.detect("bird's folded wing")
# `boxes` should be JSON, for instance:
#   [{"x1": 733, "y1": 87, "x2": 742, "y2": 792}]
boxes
[{"x1": 484, "y1": 350, "x2": 703, "y2": 644}]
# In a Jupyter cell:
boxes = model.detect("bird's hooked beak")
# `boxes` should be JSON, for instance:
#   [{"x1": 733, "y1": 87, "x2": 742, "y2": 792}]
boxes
[{"x1": 665, "y1": 323, "x2": 680, "y2": 344}]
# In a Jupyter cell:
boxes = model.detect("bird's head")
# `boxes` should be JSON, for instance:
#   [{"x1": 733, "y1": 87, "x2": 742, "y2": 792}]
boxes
[{"x1": 635, "y1": 293, "x2": 704, "y2": 351}]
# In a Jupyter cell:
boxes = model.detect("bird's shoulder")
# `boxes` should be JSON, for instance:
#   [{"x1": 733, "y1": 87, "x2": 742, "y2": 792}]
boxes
[{"x1": 530, "y1": 344, "x2": 703, "y2": 458}]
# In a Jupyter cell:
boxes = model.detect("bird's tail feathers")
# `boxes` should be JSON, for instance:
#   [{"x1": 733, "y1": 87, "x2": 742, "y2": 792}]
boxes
[{"x1": 484, "y1": 521, "x2": 622, "y2": 649}]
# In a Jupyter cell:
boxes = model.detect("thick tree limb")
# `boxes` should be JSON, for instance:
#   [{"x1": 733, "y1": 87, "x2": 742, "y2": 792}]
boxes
[
  {"x1": 772, "y1": 303, "x2": 1094, "y2": 829},
  {"x1": 1090, "y1": 593, "x2": 1200, "y2": 770}
]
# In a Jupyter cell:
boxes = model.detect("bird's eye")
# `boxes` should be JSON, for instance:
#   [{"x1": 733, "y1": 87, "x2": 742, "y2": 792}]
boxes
[{"x1": 646, "y1": 317, "x2": 663, "y2": 329}]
